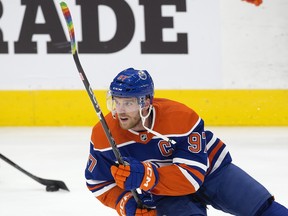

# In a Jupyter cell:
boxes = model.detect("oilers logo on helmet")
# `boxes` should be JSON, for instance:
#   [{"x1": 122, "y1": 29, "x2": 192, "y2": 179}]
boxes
[{"x1": 138, "y1": 70, "x2": 148, "y2": 80}]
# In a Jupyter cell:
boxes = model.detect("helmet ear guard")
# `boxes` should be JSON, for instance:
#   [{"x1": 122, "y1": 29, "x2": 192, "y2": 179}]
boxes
[{"x1": 137, "y1": 95, "x2": 152, "y2": 109}]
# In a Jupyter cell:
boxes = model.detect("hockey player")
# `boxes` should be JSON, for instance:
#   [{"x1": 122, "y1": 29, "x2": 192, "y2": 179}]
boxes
[{"x1": 85, "y1": 68, "x2": 288, "y2": 216}]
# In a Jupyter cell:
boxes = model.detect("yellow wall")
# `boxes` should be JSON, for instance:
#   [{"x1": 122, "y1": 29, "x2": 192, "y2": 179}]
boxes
[{"x1": 1, "y1": 90, "x2": 287, "y2": 126}]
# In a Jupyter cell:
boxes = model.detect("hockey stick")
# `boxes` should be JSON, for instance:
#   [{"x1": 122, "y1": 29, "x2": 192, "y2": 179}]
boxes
[
  {"x1": 0, "y1": 153, "x2": 69, "y2": 191},
  {"x1": 60, "y1": 2, "x2": 143, "y2": 207}
]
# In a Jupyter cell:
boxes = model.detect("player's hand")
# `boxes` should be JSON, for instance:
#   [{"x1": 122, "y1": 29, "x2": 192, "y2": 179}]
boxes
[
  {"x1": 116, "y1": 192, "x2": 157, "y2": 216},
  {"x1": 111, "y1": 157, "x2": 158, "y2": 191},
  {"x1": 242, "y1": 0, "x2": 262, "y2": 6}
]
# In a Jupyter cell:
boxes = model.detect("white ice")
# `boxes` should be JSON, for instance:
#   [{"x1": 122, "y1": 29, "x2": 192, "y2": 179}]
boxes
[{"x1": 0, "y1": 127, "x2": 287, "y2": 216}]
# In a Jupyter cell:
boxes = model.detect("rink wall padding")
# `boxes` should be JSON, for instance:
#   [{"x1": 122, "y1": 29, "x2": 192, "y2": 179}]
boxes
[{"x1": 1, "y1": 90, "x2": 287, "y2": 126}]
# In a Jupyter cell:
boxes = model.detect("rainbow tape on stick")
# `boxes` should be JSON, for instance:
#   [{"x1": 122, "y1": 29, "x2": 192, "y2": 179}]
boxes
[{"x1": 60, "y1": 2, "x2": 76, "y2": 54}]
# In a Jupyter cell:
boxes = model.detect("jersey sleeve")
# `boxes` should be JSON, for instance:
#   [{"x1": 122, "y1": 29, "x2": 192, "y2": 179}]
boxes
[
  {"x1": 96, "y1": 185, "x2": 126, "y2": 209},
  {"x1": 151, "y1": 119, "x2": 208, "y2": 196},
  {"x1": 85, "y1": 125, "x2": 126, "y2": 209}
]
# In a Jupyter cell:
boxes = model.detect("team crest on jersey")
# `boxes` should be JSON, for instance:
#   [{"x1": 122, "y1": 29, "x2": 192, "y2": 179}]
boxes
[
  {"x1": 140, "y1": 134, "x2": 148, "y2": 142},
  {"x1": 138, "y1": 70, "x2": 147, "y2": 80}
]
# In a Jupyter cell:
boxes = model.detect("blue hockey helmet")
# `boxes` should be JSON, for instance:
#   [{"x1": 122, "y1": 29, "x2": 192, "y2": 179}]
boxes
[{"x1": 109, "y1": 68, "x2": 154, "y2": 107}]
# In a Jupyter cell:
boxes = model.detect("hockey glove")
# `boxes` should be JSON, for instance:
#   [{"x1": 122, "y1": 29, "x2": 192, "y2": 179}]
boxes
[
  {"x1": 111, "y1": 157, "x2": 158, "y2": 191},
  {"x1": 116, "y1": 192, "x2": 156, "y2": 216}
]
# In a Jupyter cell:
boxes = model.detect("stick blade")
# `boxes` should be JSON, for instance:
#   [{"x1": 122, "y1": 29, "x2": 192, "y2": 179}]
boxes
[{"x1": 40, "y1": 178, "x2": 70, "y2": 191}]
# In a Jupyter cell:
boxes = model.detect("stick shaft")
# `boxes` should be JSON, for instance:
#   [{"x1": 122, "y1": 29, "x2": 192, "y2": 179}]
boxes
[
  {"x1": 73, "y1": 52, "x2": 124, "y2": 164},
  {"x1": 0, "y1": 153, "x2": 69, "y2": 190},
  {"x1": 60, "y1": 1, "x2": 142, "y2": 207}
]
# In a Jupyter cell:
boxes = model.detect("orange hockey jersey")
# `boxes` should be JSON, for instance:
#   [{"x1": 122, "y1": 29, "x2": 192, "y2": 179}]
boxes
[{"x1": 85, "y1": 98, "x2": 232, "y2": 209}]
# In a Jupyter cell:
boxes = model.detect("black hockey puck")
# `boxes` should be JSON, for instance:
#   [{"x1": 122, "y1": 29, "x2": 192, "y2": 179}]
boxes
[{"x1": 46, "y1": 185, "x2": 60, "y2": 192}]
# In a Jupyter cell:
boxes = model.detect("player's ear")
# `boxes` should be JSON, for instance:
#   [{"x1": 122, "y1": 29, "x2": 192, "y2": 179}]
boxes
[{"x1": 144, "y1": 98, "x2": 151, "y2": 109}]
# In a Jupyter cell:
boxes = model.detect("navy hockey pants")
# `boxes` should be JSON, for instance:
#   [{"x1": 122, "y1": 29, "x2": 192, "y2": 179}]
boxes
[{"x1": 156, "y1": 163, "x2": 273, "y2": 216}]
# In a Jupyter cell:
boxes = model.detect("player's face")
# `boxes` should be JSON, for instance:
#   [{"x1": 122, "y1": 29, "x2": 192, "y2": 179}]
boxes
[{"x1": 113, "y1": 97, "x2": 142, "y2": 130}]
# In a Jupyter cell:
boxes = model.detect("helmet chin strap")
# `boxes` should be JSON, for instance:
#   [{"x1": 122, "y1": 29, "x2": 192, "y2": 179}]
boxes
[{"x1": 139, "y1": 105, "x2": 176, "y2": 144}]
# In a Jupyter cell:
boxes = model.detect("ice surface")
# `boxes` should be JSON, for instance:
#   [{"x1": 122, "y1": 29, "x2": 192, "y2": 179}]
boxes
[{"x1": 0, "y1": 127, "x2": 287, "y2": 216}]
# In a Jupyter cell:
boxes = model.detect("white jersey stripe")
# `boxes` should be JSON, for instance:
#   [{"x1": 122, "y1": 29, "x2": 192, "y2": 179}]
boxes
[
  {"x1": 206, "y1": 134, "x2": 217, "y2": 150},
  {"x1": 177, "y1": 165, "x2": 200, "y2": 191},
  {"x1": 86, "y1": 179, "x2": 107, "y2": 185},
  {"x1": 173, "y1": 157, "x2": 208, "y2": 172},
  {"x1": 92, "y1": 183, "x2": 117, "y2": 197},
  {"x1": 209, "y1": 147, "x2": 229, "y2": 174}
]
